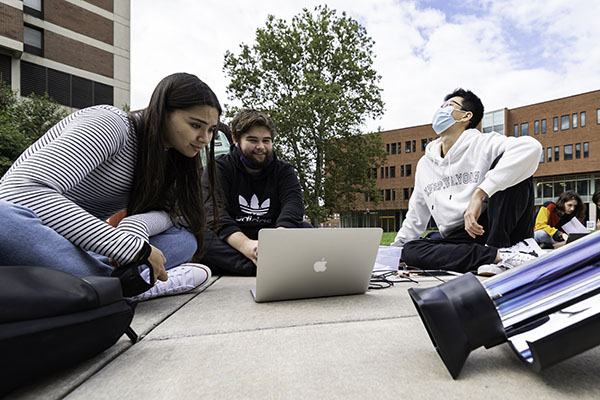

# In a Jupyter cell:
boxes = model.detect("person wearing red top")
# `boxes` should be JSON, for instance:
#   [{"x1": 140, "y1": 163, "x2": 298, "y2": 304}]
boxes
[{"x1": 533, "y1": 190, "x2": 585, "y2": 248}]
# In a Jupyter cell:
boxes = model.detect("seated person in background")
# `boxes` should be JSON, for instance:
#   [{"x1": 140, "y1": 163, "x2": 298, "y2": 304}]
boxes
[
  {"x1": 534, "y1": 191, "x2": 585, "y2": 248},
  {"x1": 391, "y1": 88, "x2": 543, "y2": 276},
  {"x1": 197, "y1": 109, "x2": 307, "y2": 276},
  {"x1": 593, "y1": 191, "x2": 600, "y2": 230}
]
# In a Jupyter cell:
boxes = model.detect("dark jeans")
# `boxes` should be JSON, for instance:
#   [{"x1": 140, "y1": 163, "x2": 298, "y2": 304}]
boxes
[
  {"x1": 197, "y1": 223, "x2": 313, "y2": 276},
  {"x1": 401, "y1": 175, "x2": 535, "y2": 273}
]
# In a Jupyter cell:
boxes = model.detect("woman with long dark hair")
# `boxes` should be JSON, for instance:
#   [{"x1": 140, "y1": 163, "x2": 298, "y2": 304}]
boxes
[
  {"x1": 0, "y1": 73, "x2": 221, "y2": 300},
  {"x1": 533, "y1": 190, "x2": 585, "y2": 248}
]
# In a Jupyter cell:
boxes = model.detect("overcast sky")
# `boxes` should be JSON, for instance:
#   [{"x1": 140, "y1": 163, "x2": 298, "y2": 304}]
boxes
[{"x1": 130, "y1": 0, "x2": 600, "y2": 132}]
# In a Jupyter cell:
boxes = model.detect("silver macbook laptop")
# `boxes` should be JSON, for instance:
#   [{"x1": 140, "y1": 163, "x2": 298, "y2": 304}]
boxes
[{"x1": 251, "y1": 228, "x2": 383, "y2": 302}]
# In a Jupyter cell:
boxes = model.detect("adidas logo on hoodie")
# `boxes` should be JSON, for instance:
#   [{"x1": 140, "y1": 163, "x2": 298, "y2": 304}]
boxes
[{"x1": 239, "y1": 194, "x2": 270, "y2": 216}]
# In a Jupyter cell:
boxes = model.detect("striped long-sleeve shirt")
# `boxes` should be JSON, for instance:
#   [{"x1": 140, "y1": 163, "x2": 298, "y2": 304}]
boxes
[{"x1": 0, "y1": 105, "x2": 148, "y2": 265}]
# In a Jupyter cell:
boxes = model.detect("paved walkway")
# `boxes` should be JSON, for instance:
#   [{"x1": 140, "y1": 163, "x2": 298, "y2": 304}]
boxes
[{"x1": 8, "y1": 275, "x2": 600, "y2": 399}]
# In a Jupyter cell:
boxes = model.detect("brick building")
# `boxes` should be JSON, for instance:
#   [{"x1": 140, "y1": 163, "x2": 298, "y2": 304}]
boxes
[
  {"x1": 0, "y1": 0, "x2": 130, "y2": 108},
  {"x1": 343, "y1": 89, "x2": 600, "y2": 232}
]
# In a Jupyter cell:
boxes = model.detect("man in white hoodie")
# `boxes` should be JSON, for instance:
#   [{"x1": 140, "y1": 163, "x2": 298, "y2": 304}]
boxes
[{"x1": 391, "y1": 88, "x2": 543, "y2": 275}]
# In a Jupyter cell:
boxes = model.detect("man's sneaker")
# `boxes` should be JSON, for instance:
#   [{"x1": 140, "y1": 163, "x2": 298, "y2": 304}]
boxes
[
  {"x1": 131, "y1": 263, "x2": 212, "y2": 302},
  {"x1": 477, "y1": 239, "x2": 541, "y2": 277}
]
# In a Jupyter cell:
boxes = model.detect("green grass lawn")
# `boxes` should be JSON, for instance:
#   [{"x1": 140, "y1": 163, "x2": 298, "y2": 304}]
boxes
[
  {"x1": 380, "y1": 230, "x2": 438, "y2": 245},
  {"x1": 380, "y1": 232, "x2": 396, "y2": 245}
]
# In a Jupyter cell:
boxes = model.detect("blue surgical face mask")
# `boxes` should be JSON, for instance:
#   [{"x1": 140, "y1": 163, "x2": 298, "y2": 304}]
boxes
[{"x1": 432, "y1": 105, "x2": 460, "y2": 135}]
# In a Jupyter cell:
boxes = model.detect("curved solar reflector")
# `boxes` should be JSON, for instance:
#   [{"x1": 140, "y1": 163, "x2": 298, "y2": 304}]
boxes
[{"x1": 408, "y1": 230, "x2": 600, "y2": 378}]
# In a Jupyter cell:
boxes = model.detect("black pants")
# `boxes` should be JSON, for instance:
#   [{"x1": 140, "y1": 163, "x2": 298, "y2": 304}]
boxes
[
  {"x1": 401, "y1": 175, "x2": 535, "y2": 273},
  {"x1": 196, "y1": 229, "x2": 257, "y2": 276},
  {"x1": 197, "y1": 223, "x2": 313, "y2": 276}
]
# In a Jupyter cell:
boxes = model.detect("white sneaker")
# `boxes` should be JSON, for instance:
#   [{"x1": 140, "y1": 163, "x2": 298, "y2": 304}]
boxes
[
  {"x1": 477, "y1": 239, "x2": 540, "y2": 277},
  {"x1": 131, "y1": 263, "x2": 212, "y2": 302}
]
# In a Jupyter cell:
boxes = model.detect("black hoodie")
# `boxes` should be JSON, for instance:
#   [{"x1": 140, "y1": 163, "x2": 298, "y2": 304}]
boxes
[{"x1": 205, "y1": 145, "x2": 305, "y2": 240}]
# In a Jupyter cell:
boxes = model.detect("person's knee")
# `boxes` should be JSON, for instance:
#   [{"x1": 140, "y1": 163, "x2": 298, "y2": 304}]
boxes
[
  {"x1": 151, "y1": 227, "x2": 198, "y2": 265},
  {"x1": 400, "y1": 240, "x2": 421, "y2": 264},
  {"x1": 178, "y1": 228, "x2": 198, "y2": 256},
  {"x1": 533, "y1": 229, "x2": 552, "y2": 244},
  {"x1": 0, "y1": 200, "x2": 37, "y2": 224}
]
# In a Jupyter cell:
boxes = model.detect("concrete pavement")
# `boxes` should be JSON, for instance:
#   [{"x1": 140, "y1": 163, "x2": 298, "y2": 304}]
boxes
[{"x1": 7, "y1": 275, "x2": 600, "y2": 399}]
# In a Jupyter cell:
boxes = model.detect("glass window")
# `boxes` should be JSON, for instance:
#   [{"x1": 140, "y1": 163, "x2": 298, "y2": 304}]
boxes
[
  {"x1": 391, "y1": 143, "x2": 396, "y2": 155},
  {"x1": 385, "y1": 167, "x2": 389, "y2": 179},
  {"x1": 24, "y1": 26, "x2": 42, "y2": 48},
  {"x1": 380, "y1": 167, "x2": 384, "y2": 178},
  {"x1": 24, "y1": 0, "x2": 42, "y2": 10},
  {"x1": 573, "y1": 113, "x2": 578, "y2": 128},
  {"x1": 584, "y1": 142, "x2": 589, "y2": 158},
  {"x1": 386, "y1": 143, "x2": 390, "y2": 154},
  {"x1": 597, "y1": 109, "x2": 600, "y2": 125},
  {"x1": 576, "y1": 143, "x2": 581, "y2": 159},
  {"x1": 400, "y1": 165, "x2": 404, "y2": 177},
  {"x1": 561, "y1": 115, "x2": 570, "y2": 130},
  {"x1": 23, "y1": 0, "x2": 43, "y2": 17},
  {"x1": 577, "y1": 180, "x2": 589, "y2": 196},
  {"x1": 412, "y1": 140, "x2": 416, "y2": 152},
  {"x1": 543, "y1": 182, "x2": 553, "y2": 198},
  {"x1": 547, "y1": 147, "x2": 552, "y2": 162},
  {"x1": 553, "y1": 117, "x2": 558, "y2": 131},
  {"x1": 541, "y1": 119, "x2": 547, "y2": 133},
  {"x1": 554, "y1": 146, "x2": 559, "y2": 161},
  {"x1": 421, "y1": 139, "x2": 427, "y2": 151},
  {"x1": 565, "y1": 181, "x2": 574, "y2": 192},
  {"x1": 534, "y1": 120, "x2": 539, "y2": 135},
  {"x1": 581, "y1": 112, "x2": 586, "y2": 127},
  {"x1": 482, "y1": 113, "x2": 493, "y2": 129},
  {"x1": 514, "y1": 124, "x2": 519, "y2": 137},
  {"x1": 24, "y1": 26, "x2": 43, "y2": 56},
  {"x1": 405, "y1": 141, "x2": 411, "y2": 153},
  {"x1": 406, "y1": 164, "x2": 412, "y2": 176},
  {"x1": 390, "y1": 166, "x2": 395, "y2": 178},
  {"x1": 521, "y1": 123, "x2": 529, "y2": 136},
  {"x1": 372, "y1": 168, "x2": 377, "y2": 179},
  {"x1": 403, "y1": 188, "x2": 409, "y2": 200},
  {"x1": 385, "y1": 189, "x2": 391, "y2": 201},
  {"x1": 539, "y1": 151, "x2": 544, "y2": 163},
  {"x1": 564, "y1": 144, "x2": 573, "y2": 160},
  {"x1": 554, "y1": 182, "x2": 564, "y2": 196},
  {"x1": 392, "y1": 190, "x2": 396, "y2": 201}
]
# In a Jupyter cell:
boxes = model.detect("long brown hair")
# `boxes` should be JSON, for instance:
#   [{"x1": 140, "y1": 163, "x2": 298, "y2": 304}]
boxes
[
  {"x1": 127, "y1": 73, "x2": 221, "y2": 255},
  {"x1": 556, "y1": 190, "x2": 585, "y2": 222}
]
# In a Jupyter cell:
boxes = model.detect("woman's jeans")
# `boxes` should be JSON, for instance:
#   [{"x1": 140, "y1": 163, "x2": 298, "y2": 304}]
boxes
[
  {"x1": 0, "y1": 200, "x2": 197, "y2": 277},
  {"x1": 534, "y1": 229, "x2": 555, "y2": 245}
]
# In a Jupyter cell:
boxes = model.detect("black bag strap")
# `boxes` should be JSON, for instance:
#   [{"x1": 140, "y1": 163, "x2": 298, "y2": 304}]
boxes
[{"x1": 111, "y1": 242, "x2": 155, "y2": 298}]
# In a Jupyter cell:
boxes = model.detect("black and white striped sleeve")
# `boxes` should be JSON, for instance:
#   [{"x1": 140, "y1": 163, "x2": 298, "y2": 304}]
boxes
[
  {"x1": 116, "y1": 210, "x2": 175, "y2": 242},
  {"x1": 0, "y1": 107, "x2": 145, "y2": 265}
]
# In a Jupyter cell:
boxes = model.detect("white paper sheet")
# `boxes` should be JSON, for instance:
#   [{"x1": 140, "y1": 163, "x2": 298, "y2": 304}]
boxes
[{"x1": 561, "y1": 217, "x2": 589, "y2": 234}]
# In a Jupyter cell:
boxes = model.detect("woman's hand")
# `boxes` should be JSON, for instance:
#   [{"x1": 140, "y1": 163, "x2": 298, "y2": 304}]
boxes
[{"x1": 148, "y1": 244, "x2": 168, "y2": 283}]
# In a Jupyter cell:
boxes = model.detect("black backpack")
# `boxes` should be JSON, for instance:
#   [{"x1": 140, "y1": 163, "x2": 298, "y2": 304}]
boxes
[{"x1": 0, "y1": 266, "x2": 139, "y2": 396}]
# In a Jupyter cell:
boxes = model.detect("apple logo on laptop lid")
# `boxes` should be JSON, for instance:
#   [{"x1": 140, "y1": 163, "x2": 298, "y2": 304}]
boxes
[{"x1": 313, "y1": 258, "x2": 327, "y2": 272}]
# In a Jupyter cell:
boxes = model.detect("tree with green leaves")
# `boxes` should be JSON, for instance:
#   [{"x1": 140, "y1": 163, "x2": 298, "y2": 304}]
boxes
[
  {"x1": 0, "y1": 83, "x2": 69, "y2": 177},
  {"x1": 224, "y1": 5, "x2": 386, "y2": 225}
]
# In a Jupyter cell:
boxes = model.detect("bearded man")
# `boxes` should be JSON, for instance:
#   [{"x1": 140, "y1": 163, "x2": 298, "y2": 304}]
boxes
[{"x1": 198, "y1": 109, "x2": 307, "y2": 275}]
